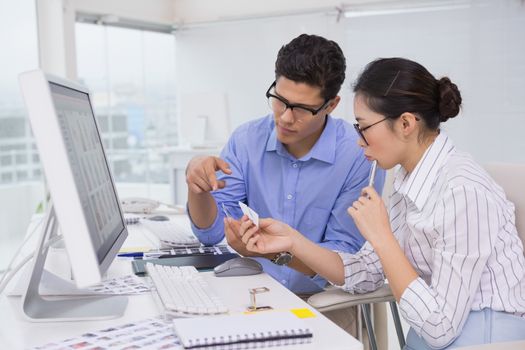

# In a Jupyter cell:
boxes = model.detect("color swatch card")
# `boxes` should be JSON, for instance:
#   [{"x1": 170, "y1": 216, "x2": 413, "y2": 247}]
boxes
[
  {"x1": 32, "y1": 317, "x2": 181, "y2": 350},
  {"x1": 238, "y1": 202, "x2": 259, "y2": 228}
]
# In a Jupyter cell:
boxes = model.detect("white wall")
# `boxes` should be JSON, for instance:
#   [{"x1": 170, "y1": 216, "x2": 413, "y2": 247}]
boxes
[
  {"x1": 342, "y1": 0, "x2": 525, "y2": 163},
  {"x1": 175, "y1": 0, "x2": 525, "y2": 163},
  {"x1": 40, "y1": 0, "x2": 525, "y2": 162},
  {"x1": 175, "y1": 13, "x2": 354, "y2": 133}
]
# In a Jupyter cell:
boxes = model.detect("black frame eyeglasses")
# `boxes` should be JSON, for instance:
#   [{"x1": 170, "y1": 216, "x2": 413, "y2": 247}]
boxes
[
  {"x1": 266, "y1": 81, "x2": 330, "y2": 120},
  {"x1": 353, "y1": 118, "x2": 389, "y2": 145}
]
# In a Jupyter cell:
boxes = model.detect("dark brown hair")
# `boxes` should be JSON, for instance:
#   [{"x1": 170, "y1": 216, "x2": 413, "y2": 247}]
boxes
[
  {"x1": 275, "y1": 34, "x2": 346, "y2": 100},
  {"x1": 353, "y1": 58, "x2": 462, "y2": 130}
]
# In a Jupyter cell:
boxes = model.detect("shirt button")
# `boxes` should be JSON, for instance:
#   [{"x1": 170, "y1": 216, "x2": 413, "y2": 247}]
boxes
[
  {"x1": 281, "y1": 280, "x2": 286, "y2": 284},
  {"x1": 287, "y1": 194, "x2": 293, "y2": 200},
  {"x1": 292, "y1": 163, "x2": 298, "y2": 168}
]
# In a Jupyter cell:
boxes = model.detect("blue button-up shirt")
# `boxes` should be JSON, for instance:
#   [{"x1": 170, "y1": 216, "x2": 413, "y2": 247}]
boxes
[{"x1": 189, "y1": 115, "x2": 385, "y2": 294}]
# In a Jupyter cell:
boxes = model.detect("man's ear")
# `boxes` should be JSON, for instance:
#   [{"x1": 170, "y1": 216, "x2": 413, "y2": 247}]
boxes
[
  {"x1": 325, "y1": 96, "x2": 341, "y2": 115},
  {"x1": 398, "y1": 112, "x2": 419, "y2": 137}
]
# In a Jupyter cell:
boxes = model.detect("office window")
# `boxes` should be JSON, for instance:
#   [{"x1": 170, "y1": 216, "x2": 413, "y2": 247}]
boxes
[
  {"x1": 1, "y1": 173, "x2": 12, "y2": 182},
  {"x1": 0, "y1": 0, "x2": 42, "y2": 271},
  {"x1": 1, "y1": 155, "x2": 12, "y2": 166},
  {"x1": 76, "y1": 23, "x2": 177, "y2": 184},
  {"x1": 16, "y1": 154, "x2": 27, "y2": 164}
]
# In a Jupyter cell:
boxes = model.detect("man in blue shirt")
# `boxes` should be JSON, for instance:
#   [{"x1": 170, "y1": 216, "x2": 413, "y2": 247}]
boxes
[{"x1": 185, "y1": 34, "x2": 384, "y2": 294}]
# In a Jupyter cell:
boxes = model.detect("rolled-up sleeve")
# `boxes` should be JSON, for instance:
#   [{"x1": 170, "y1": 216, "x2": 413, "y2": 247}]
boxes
[
  {"x1": 188, "y1": 205, "x2": 225, "y2": 246},
  {"x1": 335, "y1": 241, "x2": 385, "y2": 293}
]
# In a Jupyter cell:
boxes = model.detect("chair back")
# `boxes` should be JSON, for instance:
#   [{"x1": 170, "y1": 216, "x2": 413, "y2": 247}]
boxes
[{"x1": 483, "y1": 163, "x2": 525, "y2": 249}]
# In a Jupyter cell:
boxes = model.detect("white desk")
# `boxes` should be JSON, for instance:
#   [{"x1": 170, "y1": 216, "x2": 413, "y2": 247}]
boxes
[{"x1": 0, "y1": 221, "x2": 362, "y2": 349}]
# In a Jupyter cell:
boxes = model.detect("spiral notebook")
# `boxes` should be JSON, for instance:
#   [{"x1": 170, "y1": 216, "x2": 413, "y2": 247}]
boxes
[{"x1": 173, "y1": 311, "x2": 313, "y2": 349}]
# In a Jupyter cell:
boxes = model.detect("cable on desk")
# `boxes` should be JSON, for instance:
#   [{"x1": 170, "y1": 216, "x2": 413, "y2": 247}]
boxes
[{"x1": 0, "y1": 216, "x2": 60, "y2": 295}]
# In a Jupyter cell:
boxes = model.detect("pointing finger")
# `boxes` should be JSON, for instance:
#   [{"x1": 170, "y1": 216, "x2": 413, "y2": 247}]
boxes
[
  {"x1": 204, "y1": 164, "x2": 219, "y2": 191},
  {"x1": 215, "y1": 157, "x2": 232, "y2": 175}
]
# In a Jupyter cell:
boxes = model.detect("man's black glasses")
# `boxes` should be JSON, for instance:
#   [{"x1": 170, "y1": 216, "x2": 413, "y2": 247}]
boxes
[{"x1": 266, "y1": 81, "x2": 330, "y2": 120}]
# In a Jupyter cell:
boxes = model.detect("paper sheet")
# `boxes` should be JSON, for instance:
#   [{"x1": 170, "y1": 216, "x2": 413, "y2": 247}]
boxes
[
  {"x1": 87, "y1": 275, "x2": 151, "y2": 295},
  {"x1": 238, "y1": 202, "x2": 259, "y2": 227},
  {"x1": 31, "y1": 317, "x2": 181, "y2": 350},
  {"x1": 9, "y1": 272, "x2": 150, "y2": 297}
]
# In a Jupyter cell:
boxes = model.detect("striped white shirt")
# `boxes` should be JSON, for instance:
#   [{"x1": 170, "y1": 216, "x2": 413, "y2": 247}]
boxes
[{"x1": 338, "y1": 132, "x2": 525, "y2": 348}]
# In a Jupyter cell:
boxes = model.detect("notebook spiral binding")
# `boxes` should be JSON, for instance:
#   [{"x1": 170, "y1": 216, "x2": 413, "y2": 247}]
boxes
[{"x1": 185, "y1": 328, "x2": 313, "y2": 349}]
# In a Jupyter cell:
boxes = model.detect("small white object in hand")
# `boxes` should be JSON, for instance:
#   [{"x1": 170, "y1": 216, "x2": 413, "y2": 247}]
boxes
[{"x1": 238, "y1": 202, "x2": 259, "y2": 228}]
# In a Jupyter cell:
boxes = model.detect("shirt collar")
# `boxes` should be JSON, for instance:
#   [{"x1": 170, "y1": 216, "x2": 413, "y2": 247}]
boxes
[
  {"x1": 265, "y1": 116, "x2": 337, "y2": 164},
  {"x1": 265, "y1": 118, "x2": 278, "y2": 152},
  {"x1": 393, "y1": 131, "x2": 455, "y2": 210}
]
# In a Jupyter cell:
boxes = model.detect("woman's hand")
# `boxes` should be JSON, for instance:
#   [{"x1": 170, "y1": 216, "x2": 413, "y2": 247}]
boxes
[
  {"x1": 223, "y1": 217, "x2": 256, "y2": 257},
  {"x1": 239, "y1": 217, "x2": 297, "y2": 255},
  {"x1": 347, "y1": 186, "x2": 393, "y2": 247}
]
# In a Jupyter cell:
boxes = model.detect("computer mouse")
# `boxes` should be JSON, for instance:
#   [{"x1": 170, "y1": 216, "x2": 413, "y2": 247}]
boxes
[
  {"x1": 147, "y1": 215, "x2": 169, "y2": 221},
  {"x1": 214, "y1": 257, "x2": 263, "y2": 277}
]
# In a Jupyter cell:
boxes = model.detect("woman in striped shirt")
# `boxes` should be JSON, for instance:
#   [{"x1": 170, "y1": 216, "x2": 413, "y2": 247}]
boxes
[{"x1": 238, "y1": 57, "x2": 525, "y2": 349}]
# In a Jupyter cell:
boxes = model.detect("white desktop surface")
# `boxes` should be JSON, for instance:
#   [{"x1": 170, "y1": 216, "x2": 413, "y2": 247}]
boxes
[{"x1": 0, "y1": 219, "x2": 362, "y2": 350}]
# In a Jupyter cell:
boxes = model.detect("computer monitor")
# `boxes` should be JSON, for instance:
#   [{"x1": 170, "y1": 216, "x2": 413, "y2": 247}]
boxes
[{"x1": 18, "y1": 70, "x2": 128, "y2": 321}]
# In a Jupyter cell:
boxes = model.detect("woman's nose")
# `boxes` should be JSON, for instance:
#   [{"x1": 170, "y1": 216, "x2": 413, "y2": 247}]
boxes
[{"x1": 357, "y1": 137, "x2": 367, "y2": 148}]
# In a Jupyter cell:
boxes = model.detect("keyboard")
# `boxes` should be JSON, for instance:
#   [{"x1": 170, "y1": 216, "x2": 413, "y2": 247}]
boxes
[
  {"x1": 141, "y1": 219, "x2": 201, "y2": 248},
  {"x1": 146, "y1": 263, "x2": 229, "y2": 317},
  {"x1": 143, "y1": 245, "x2": 235, "y2": 259}
]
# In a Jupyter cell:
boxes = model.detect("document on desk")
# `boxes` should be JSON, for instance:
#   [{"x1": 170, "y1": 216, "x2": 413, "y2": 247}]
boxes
[
  {"x1": 9, "y1": 270, "x2": 150, "y2": 296},
  {"x1": 30, "y1": 317, "x2": 180, "y2": 350},
  {"x1": 173, "y1": 311, "x2": 313, "y2": 349},
  {"x1": 87, "y1": 274, "x2": 151, "y2": 295}
]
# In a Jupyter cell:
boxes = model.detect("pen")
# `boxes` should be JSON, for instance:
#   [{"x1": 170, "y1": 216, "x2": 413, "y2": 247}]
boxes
[
  {"x1": 117, "y1": 252, "x2": 144, "y2": 258},
  {"x1": 368, "y1": 160, "x2": 378, "y2": 188}
]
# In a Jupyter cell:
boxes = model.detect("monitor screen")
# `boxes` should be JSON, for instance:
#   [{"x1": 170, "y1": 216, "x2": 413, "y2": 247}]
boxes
[
  {"x1": 20, "y1": 70, "x2": 129, "y2": 320},
  {"x1": 49, "y1": 82, "x2": 125, "y2": 265}
]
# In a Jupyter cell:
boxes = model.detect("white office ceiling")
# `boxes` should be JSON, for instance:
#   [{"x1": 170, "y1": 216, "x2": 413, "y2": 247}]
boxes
[{"x1": 73, "y1": 0, "x2": 465, "y2": 28}]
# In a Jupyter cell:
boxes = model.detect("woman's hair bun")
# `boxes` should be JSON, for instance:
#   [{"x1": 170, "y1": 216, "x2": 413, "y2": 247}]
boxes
[{"x1": 437, "y1": 77, "x2": 462, "y2": 122}]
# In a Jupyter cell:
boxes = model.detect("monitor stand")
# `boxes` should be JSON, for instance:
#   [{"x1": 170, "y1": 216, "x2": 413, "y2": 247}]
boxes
[{"x1": 21, "y1": 203, "x2": 128, "y2": 322}]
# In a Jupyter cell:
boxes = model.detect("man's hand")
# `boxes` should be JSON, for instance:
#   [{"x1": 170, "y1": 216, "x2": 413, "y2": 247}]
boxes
[
  {"x1": 223, "y1": 217, "x2": 259, "y2": 257},
  {"x1": 186, "y1": 156, "x2": 232, "y2": 194},
  {"x1": 186, "y1": 156, "x2": 232, "y2": 229}
]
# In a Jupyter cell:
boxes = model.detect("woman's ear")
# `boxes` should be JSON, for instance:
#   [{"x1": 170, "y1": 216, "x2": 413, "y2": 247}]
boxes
[{"x1": 399, "y1": 112, "x2": 419, "y2": 137}]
